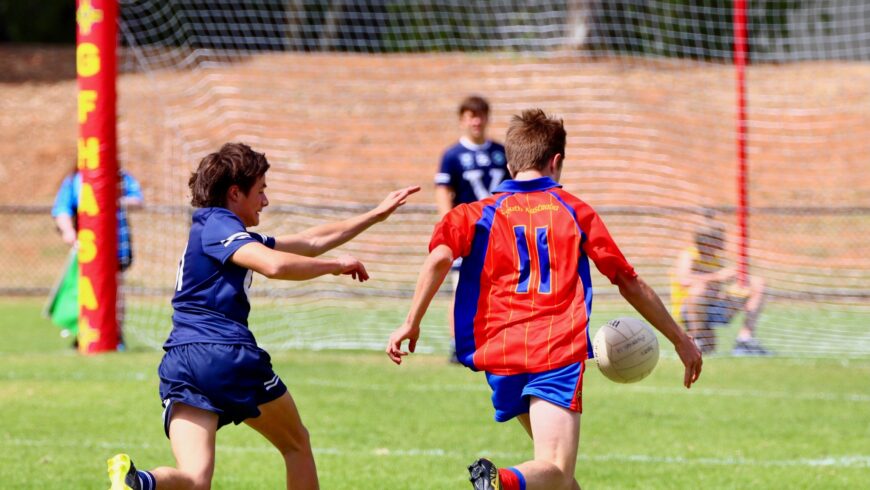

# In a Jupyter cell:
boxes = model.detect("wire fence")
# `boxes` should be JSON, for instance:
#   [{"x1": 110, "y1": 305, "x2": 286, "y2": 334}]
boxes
[{"x1": 5, "y1": 204, "x2": 867, "y2": 301}]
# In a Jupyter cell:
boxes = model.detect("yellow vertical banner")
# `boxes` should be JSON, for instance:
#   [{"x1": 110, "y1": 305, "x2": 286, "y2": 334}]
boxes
[{"x1": 76, "y1": 0, "x2": 118, "y2": 353}]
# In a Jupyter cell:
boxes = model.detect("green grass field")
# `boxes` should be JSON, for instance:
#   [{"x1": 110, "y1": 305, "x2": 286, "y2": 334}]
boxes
[{"x1": 2, "y1": 298, "x2": 869, "y2": 489}]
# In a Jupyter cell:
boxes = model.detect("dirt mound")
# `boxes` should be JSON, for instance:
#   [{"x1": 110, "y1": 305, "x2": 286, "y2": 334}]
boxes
[{"x1": 1, "y1": 46, "x2": 867, "y2": 294}]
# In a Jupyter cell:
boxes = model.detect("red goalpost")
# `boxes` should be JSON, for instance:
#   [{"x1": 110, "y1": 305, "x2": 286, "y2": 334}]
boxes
[{"x1": 75, "y1": 0, "x2": 119, "y2": 353}]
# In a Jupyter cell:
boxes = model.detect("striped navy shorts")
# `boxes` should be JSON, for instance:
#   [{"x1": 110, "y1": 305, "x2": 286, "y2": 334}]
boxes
[{"x1": 158, "y1": 343, "x2": 287, "y2": 437}]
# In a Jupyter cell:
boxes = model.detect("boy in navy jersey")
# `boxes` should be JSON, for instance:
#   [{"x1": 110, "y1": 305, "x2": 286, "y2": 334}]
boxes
[
  {"x1": 107, "y1": 142, "x2": 418, "y2": 490},
  {"x1": 435, "y1": 95, "x2": 508, "y2": 361},
  {"x1": 435, "y1": 96, "x2": 508, "y2": 210}
]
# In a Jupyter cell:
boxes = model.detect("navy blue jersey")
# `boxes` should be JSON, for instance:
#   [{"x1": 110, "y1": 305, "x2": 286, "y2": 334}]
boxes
[
  {"x1": 435, "y1": 138, "x2": 508, "y2": 207},
  {"x1": 166, "y1": 207, "x2": 276, "y2": 348}
]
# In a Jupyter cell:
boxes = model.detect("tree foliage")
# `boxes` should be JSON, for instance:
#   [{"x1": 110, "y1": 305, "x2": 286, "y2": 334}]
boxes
[
  {"x1": 0, "y1": 0, "x2": 75, "y2": 44},
  {"x1": 585, "y1": 0, "x2": 806, "y2": 61}
]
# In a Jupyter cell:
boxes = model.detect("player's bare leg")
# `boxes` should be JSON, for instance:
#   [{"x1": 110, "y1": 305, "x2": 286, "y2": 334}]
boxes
[
  {"x1": 516, "y1": 409, "x2": 581, "y2": 490},
  {"x1": 149, "y1": 402, "x2": 219, "y2": 489},
  {"x1": 116, "y1": 271, "x2": 126, "y2": 348},
  {"x1": 732, "y1": 275, "x2": 770, "y2": 355},
  {"x1": 448, "y1": 299, "x2": 457, "y2": 361},
  {"x1": 510, "y1": 398, "x2": 581, "y2": 490},
  {"x1": 684, "y1": 285, "x2": 716, "y2": 353},
  {"x1": 737, "y1": 275, "x2": 765, "y2": 338},
  {"x1": 246, "y1": 391, "x2": 319, "y2": 490}
]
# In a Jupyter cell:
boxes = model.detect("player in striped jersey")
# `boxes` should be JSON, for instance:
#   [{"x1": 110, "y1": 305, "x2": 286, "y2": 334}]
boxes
[
  {"x1": 387, "y1": 110, "x2": 702, "y2": 490},
  {"x1": 107, "y1": 142, "x2": 419, "y2": 490}
]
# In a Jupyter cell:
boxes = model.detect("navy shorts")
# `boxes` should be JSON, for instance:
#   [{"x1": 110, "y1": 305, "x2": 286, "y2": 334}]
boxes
[
  {"x1": 158, "y1": 343, "x2": 287, "y2": 437},
  {"x1": 485, "y1": 362, "x2": 586, "y2": 423}
]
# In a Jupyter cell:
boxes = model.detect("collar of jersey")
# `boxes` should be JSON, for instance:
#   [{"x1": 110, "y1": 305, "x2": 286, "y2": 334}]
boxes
[
  {"x1": 494, "y1": 177, "x2": 562, "y2": 193},
  {"x1": 459, "y1": 137, "x2": 492, "y2": 151}
]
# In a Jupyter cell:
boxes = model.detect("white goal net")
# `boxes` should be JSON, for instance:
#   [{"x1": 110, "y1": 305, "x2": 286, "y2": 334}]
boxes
[{"x1": 117, "y1": 1, "x2": 870, "y2": 357}]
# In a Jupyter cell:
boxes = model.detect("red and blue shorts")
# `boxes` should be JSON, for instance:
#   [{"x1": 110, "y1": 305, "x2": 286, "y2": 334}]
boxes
[{"x1": 485, "y1": 361, "x2": 585, "y2": 422}]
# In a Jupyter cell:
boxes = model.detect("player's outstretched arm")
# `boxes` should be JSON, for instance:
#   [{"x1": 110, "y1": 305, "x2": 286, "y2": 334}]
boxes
[
  {"x1": 232, "y1": 242, "x2": 368, "y2": 282},
  {"x1": 614, "y1": 272, "x2": 703, "y2": 388},
  {"x1": 275, "y1": 186, "x2": 420, "y2": 257},
  {"x1": 386, "y1": 245, "x2": 453, "y2": 364}
]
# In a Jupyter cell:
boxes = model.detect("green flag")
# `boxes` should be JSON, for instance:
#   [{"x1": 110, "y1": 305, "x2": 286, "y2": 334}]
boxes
[{"x1": 45, "y1": 249, "x2": 78, "y2": 335}]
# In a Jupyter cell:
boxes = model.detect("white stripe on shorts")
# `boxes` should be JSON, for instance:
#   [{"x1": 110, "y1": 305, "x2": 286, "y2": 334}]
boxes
[{"x1": 264, "y1": 374, "x2": 281, "y2": 391}]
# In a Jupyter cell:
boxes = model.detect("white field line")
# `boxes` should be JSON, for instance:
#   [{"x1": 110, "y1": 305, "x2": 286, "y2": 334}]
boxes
[
  {"x1": 2, "y1": 371, "x2": 868, "y2": 403},
  {"x1": 297, "y1": 378, "x2": 870, "y2": 403},
  {"x1": 4, "y1": 437, "x2": 870, "y2": 469}
]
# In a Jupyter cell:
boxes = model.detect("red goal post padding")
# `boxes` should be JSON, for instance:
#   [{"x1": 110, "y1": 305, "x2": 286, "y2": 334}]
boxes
[{"x1": 76, "y1": 0, "x2": 119, "y2": 353}]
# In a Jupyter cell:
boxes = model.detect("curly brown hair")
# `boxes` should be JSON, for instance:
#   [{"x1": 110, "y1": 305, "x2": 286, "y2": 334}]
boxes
[{"x1": 188, "y1": 142, "x2": 270, "y2": 208}]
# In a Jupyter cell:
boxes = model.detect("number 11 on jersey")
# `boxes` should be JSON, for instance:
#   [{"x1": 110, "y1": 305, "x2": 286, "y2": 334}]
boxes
[{"x1": 513, "y1": 225, "x2": 552, "y2": 294}]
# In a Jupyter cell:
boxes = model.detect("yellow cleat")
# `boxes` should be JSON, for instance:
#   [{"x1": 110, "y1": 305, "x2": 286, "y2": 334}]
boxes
[{"x1": 107, "y1": 453, "x2": 140, "y2": 490}]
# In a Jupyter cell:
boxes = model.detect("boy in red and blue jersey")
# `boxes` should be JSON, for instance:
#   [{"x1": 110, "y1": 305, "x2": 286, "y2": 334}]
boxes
[{"x1": 388, "y1": 110, "x2": 703, "y2": 490}]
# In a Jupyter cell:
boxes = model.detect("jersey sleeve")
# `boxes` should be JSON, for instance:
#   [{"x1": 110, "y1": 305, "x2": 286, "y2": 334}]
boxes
[
  {"x1": 51, "y1": 175, "x2": 77, "y2": 218},
  {"x1": 428, "y1": 203, "x2": 477, "y2": 259},
  {"x1": 201, "y1": 210, "x2": 265, "y2": 264},
  {"x1": 435, "y1": 150, "x2": 457, "y2": 188},
  {"x1": 249, "y1": 232, "x2": 277, "y2": 249},
  {"x1": 577, "y1": 204, "x2": 636, "y2": 284}
]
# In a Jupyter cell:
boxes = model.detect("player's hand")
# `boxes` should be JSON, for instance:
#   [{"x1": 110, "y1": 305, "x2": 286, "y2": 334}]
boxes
[
  {"x1": 61, "y1": 229, "x2": 77, "y2": 246},
  {"x1": 675, "y1": 334, "x2": 703, "y2": 388},
  {"x1": 334, "y1": 254, "x2": 369, "y2": 282},
  {"x1": 373, "y1": 186, "x2": 421, "y2": 222},
  {"x1": 386, "y1": 321, "x2": 420, "y2": 365}
]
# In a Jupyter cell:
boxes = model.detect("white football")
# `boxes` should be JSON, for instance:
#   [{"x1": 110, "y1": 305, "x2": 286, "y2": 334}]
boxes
[{"x1": 592, "y1": 317, "x2": 659, "y2": 383}]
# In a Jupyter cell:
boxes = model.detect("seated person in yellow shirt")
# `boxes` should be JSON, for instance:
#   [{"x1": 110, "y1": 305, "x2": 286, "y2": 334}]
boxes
[{"x1": 671, "y1": 223, "x2": 770, "y2": 356}]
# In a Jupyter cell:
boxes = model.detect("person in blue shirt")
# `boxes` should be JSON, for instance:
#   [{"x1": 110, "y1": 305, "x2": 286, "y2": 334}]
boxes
[
  {"x1": 106, "y1": 142, "x2": 419, "y2": 490},
  {"x1": 53, "y1": 166, "x2": 144, "y2": 268},
  {"x1": 51, "y1": 165, "x2": 144, "y2": 343},
  {"x1": 435, "y1": 95, "x2": 508, "y2": 362}
]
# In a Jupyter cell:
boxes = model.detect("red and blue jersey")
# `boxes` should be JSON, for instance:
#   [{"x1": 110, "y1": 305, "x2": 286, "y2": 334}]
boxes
[{"x1": 430, "y1": 177, "x2": 636, "y2": 375}]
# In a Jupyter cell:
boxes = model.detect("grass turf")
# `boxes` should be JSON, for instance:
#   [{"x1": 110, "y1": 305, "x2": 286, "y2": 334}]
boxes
[{"x1": 1, "y1": 298, "x2": 868, "y2": 489}]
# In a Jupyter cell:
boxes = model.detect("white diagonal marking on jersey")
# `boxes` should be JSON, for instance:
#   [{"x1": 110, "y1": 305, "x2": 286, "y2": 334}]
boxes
[
  {"x1": 221, "y1": 232, "x2": 251, "y2": 247},
  {"x1": 264, "y1": 374, "x2": 281, "y2": 390}
]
